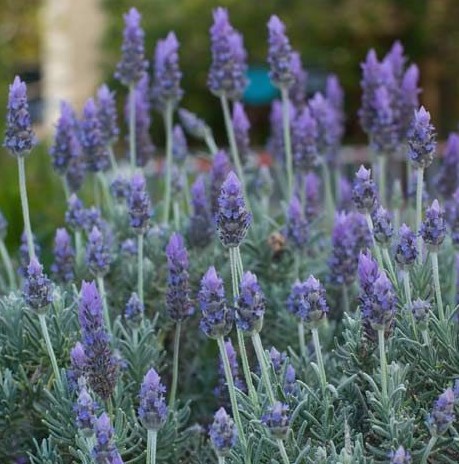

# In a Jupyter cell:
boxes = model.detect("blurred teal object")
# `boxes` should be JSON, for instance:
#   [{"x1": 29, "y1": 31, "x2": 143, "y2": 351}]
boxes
[{"x1": 244, "y1": 66, "x2": 279, "y2": 105}]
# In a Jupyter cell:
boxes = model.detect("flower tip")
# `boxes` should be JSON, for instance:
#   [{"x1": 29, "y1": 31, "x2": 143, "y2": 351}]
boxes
[{"x1": 356, "y1": 164, "x2": 371, "y2": 179}]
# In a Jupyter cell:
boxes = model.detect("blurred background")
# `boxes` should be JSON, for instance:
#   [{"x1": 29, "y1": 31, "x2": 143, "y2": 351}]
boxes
[{"x1": 1, "y1": 0, "x2": 459, "y2": 249}]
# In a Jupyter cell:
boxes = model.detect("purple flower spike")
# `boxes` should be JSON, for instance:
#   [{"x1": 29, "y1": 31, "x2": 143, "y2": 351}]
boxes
[
  {"x1": 124, "y1": 292, "x2": 144, "y2": 328},
  {"x1": 372, "y1": 206, "x2": 393, "y2": 247},
  {"x1": 389, "y1": 446, "x2": 411, "y2": 464},
  {"x1": 420, "y1": 199, "x2": 446, "y2": 250},
  {"x1": 172, "y1": 124, "x2": 188, "y2": 164},
  {"x1": 66, "y1": 153, "x2": 86, "y2": 193},
  {"x1": 166, "y1": 233, "x2": 194, "y2": 322},
  {"x1": 287, "y1": 275, "x2": 329, "y2": 327},
  {"x1": 411, "y1": 298, "x2": 431, "y2": 329},
  {"x1": 436, "y1": 132, "x2": 459, "y2": 198},
  {"x1": 127, "y1": 173, "x2": 151, "y2": 234},
  {"x1": 115, "y1": 7, "x2": 147, "y2": 86},
  {"x1": 80, "y1": 98, "x2": 110, "y2": 173},
  {"x1": 267, "y1": 15, "x2": 294, "y2": 88},
  {"x1": 395, "y1": 224, "x2": 418, "y2": 269},
  {"x1": 261, "y1": 401, "x2": 290, "y2": 439},
  {"x1": 208, "y1": 7, "x2": 247, "y2": 101},
  {"x1": 289, "y1": 51, "x2": 308, "y2": 108},
  {"x1": 97, "y1": 84, "x2": 119, "y2": 146},
  {"x1": 4, "y1": 76, "x2": 36, "y2": 156},
  {"x1": 284, "y1": 364, "x2": 298, "y2": 396},
  {"x1": 198, "y1": 266, "x2": 234, "y2": 339},
  {"x1": 110, "y1": 176, "x2": 130, "y2": 202},
  {"x1": 232, "y1": 102, "x2": 250, "y2": 162},
  {"x1": 427, "y1": 388, "x2": 456, "y2": 435},
  {"x1": 152, "y1": 31, "x2": 183, "y2": 111},
  {"x1": 305, "y1": 172, "x2": 321, "y2": 221},
  {"x1": 285, "y1": 195, "x2": 308, "y2": 250},
  {"x1": 23, "y1": 258, "x2": 54, "y2": 313},
  {"x1": 371, "y1": 86, "x2": 398, "y2": 154},
  {"x1": 86, "y1": 226, "x2": 112, "y2": 277},
  {"x1": 358, "y1": 251, "x2": 380, "y2": 295},
  {"x1": 399, "y1": 64, "x2": 420, "y2": 139},
  {"x1": 67, "y1": 342, "x2": 88, "y2": 391},
  {"x1": 236, "y1": 271, "x2": 265, "y2": 333},
  {"x1": 209, "y1": 407, "x2": 237, "y2": 457},
  {"x1": 216, "y1": 171, "x2": 252, "y2": 248},
  {"x1": 352, "y1": 165, "x2": 378, "y2": 213},
  {"x1": 187, "y1": 175, "x2": 214, "y2": 248},
  {"x1": 210, "y1": 150, "x2": 231, "y2": 216},
  {"x1": 326, "y1": 74, "x2": 344, "y2": 114},
  {"x1": 215, "y1": 339, "x2": 245, "y2": 400},
  {"x1": 51, "y1": 228, "x2": 75, "y2": 283},
  {"x1": 178, "y1": 108, "x2": 210, "y2": 141},
  {"x1": 269, "y1": 347, "x2": 287, "y2": 374},
  {"x1": 360, "y1": 270, "x2": 397, "y2": 332},
  {"x1": 78, "y1": 281, "x2": 119, "y2": 400},
  {"x1": 292, "y1": 107, "x2": 318, "y2": 172},
  {"x1": 74, "y1": 385, "x2": 96, "y2": 436},
  {"x1": 49, "y1": 101, "x2": 81, "y2": 175},
  {"x1": 65, "y1": 194, "x2": 86, "y2": 231},
  {"x1": 407, "y1": 106, "x2": 437, "y2": 169},
  {"x1": 138, "y1": 368, "x2": 168, "y2": 431},
  {"x1": 338, "y1": 177, "x2": 353, "y2": 211},
  {"x1": 267, "y1": 100, "x2": 285, "y2": 162},
  {"x1": 92, "y1": 413, "x2": 123, "y2": 463}
]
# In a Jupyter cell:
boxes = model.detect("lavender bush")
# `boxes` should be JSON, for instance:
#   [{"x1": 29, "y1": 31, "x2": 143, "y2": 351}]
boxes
[{"x1": 1, "y1": 6, "x2": 459, "y2": 464}]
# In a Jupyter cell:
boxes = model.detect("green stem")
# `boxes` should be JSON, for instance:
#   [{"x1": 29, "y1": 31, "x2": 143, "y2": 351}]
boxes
[
  {"x1": 422, "y1": 329, "x2": 431, "y2": 347},
  {"x1": 129, "y1": 83, "x2": 136, "y2": 170},
  {"x1": 421, "y1": 435, "x2": 437, "y2": 464},
  {"x1": 138, "y1": 234, "x2": 144, "y2": 305},
  {"x1": 431, "y1": 252, "x2": 445, "y2": 322},
  {"x1": 108, "y1": 145, "x2": 118, "y2": 172},
  {"x1": 204, "y1": 129, "x2": 218, "y2": 155},
  {"x1": 147, "y1": 429, "x2": 158, "y2": 464},
  {"x1": 377, "y1": 329, "x2": 388, "y2": 404},
  {"x1": 218, "y1": 456, "x2": 225, "y2": 464},
  {"x1": 220, "y1": 95, "x2": 248, "y2": 206},
  {"x1": 311, "y1": 327, "x2": 327, "y2": 394},
  {"x1": 382, "y1": 247, "x2": 397, "y2": 284},
  {"x1": 217, "y1": 336, "x2": 247, "y2": 448},
  {"x1": 97, "y1": 276, "x2": 111, "y2": 333},
  {"x1": 38, "y1": 313, "x2": 62, "y2": 391},
  {"x1": 251, "y1": 332, "x2": 275, "y2": 404},
  {"x1": 169, "y1": 321, "x2": 181, "y2": 408},
  {"x1": 276, "y1": 439, "x2": 290, "y2": 464},
  {"x1": 298, "y1": 321, "x2": 307, "y2": 361},
  {"x1": 402, "y1": 270, "x2": 417, "y2": 337},
  {"x1": 17, "y1": 156, "x2": 35, "y2": 260},
  {"x1": 0, "y1": 240, "x2": 16, "y2": 289},
  {"x1": 75, "y1": 231, "x2": 83, "y2": 269},
  {"x1": 416, "y1": 167, "x2": 424, "y2": 264},
  {"x1": 378, "y1": 155, "x2": 386, "y2": 206},
  {"x1": 182, "y1": 167, "x2": 191, "y2": 215},
  {"x1": 280, "y1": 86, "x2": 293, "y2": 200},
  {"x1": 235, "y1": 246, "x2": 244, "y2": 281},
  {"x1": 342, "y1": 285, "x2": 350, "y2": 314},
  {"x1": 173, "y1": 200, "x2": 180, "y2": 231},
  {"x1": 62, "y1": 177, "x2": 70, "y2": 201},
  {"x1": 162, "y1": 102, "x2": 174, "y2": 224}
]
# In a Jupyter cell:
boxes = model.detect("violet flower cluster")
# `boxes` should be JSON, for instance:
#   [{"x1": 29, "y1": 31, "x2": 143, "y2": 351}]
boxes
[
  {"x1": 284, "y1": 195, "x2": 309, "y2": 250},
  {"x1": 92, "y1": 413, "x2": 123, "y2": 463},
  {"x1": 261, "y1": 401, "x2": 290, "y2": 439},
  {"x1": 394, "y1": 224, "x2": 418, "y2": 269},
  {"x1": 427, "y1": 388, "x2": 456, "y2": 435},
  {"x1": 292, "y1": 107, "x2": 318, "y2": 172},
  {"x1": 352, "y1": 165, "x2": 378, "y2": 213},
  {"x1": 419, "y1": 199, "x2": 446, "y2": 250},
  {"x1": 86, "y1": 226, "x2": 112, "y2": 277},
  {"x1": 209, "y1": 407, "x2": 237, "y2": 457},
  {"x1": 124, "y1": 292, "x2": 144, "y2": 328},
  {"x1": 23, "y1": 258, "x2": 54, "y2": 313},
  {"x1": 235, "y1": 271, "x2": 266, "y2": 333},
  {"x1": 267, "y1": 15, "x2": 294, "y2": 88},
  {"x1": 210, "y1": 150, "x2": 231, "y2": 216},
  {"x1": 51, "y1": 228, "x2": 75, "y2": 283},
  {"x1": 96, "y1": 84, "x2": 119, "y2": 147},
  {"x1": 214, "y1": 339, "x2": 245, "y2": 400},
  {"x1": 138, "y1": 368, "x2": 168, "y2": 430},
  {"x1": 407, "y1": 106, "x2": 437, "y2": 169},
  {"x1": 74, "y1": 385, "x2": 96, "y2": 436},
  {"x1": 127, "y1": 173, "x2": 151, "y2": 234},
  {"x1": 187, "y1": 175, "x2": 214, "y2": 248}
]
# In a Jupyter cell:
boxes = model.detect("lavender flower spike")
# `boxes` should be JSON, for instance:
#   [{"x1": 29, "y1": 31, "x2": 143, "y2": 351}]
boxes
[
  {"x1": 285, "y1": 195, "x2": 308, "y2": 250},
  {"x1": 427, "y1": 388, "x2": 455, "y2": 435},
  {"x1": 97, "y1": 84, "x2": 119, "y2": 146},
  {"x1": 267, "y1": 16, "x2": 294, "y2": 88},
  {"x1": 49, "y1": 101, "x2": 81, "y2": 175},
  {"x1": 127, "y1": 173, "x2": 151, "y2": 234},
  {"x1": 420, "y1": 199, "x2": 446, "y2": 250},
  {"x1": 23, "y1": 258, "x2": 54, "y2": 313},
  {"x1": 209, "y1": 407, "x2": 237, "y2": 457},
  {"x1": 292, "y1": 107, "x2": 318, "y2": 172},
  {"x1": 92, "y1": 413, "x2": 124, "y2": 463},
  {"x1": 210, "y1": 150, "x2": 231, "y2": 216},
  {"x1": 198, "y1": 266, "x2": 234, "y2": 339},
  {"x1": 214, "y1": 339, "x2": 245, "y2": 400},
  {"x1": 78, "y1": 281, "x2": 119, "y2": 400},
  {"x1": 152, "y1": 31, "x2": 183, "y2": 111},
  {"x1": 67, "y1": 342, "x2": 87, "y2": 391},
  {"x1": 80, "y1": 98, "x2": 110, "y2": 172},
  {"x1": 372, "y1": 205, "x2": 393, "y2": 247},
  {"x1": 4, "y1": 76, "x2": 36, "y2": 156},
  {"x1": 261, "y1": 401, "x2": 290, "y2": 439},
  {"x1": 187, "y1": 175, "x2": 214, "y2": 248},
  {"x1": 395, "y1": 224, "x2": 418, "y2": 269},
  {"x1": 216, "y1": 171, "x2": 252, "y2": 248},
  {"x1": 232, "y1": 102, "x2": 251, "y2": 162},
  {"x1": 51, "y1": 228, "x2": 75, "y2": 283},
  {"x1": 115, "y1": 7, "x2": 147, "y2": 86},
  {"x1": 65, "y1": 194, "x2": 86, "y2": 231},
  {"x1": 86, "y1": 226, "x2": 112, "y2": 277},
  {"x1": 236, "y1": 271, "x2": 266, "y2": 333},
  {"x1": 74, "y1": 385, "x2": 96, "y2": 437},
  {"x1": 124, "y1": 292, "x2": 144, "y2": 328},
  {"x1": 178, "y1": 108, "x2": 211, "y2": 141},
  {"x1": 289, "y1": 51, "x2": 307, "y2": 108},
  {"x1": 407, "y1": 106, "x2": 437, "y2": 169},
  {"x1": 352, "y1": 165, "x2": 378, "y2": 213},
  {"x1": 389, "y1": 446, "x2": 412, "y2": 464},
  {"x1": 172, "y1": 124, "x2": 188, "y2": 164},
  {"x1": 166, "y1": 233, "x2": 194, "y2": 321},
  {"x1": 208, "y1": 7, "x2": 247, "y2": 100},
  {"x1": 138, "y1": 368, "x2": 168, "y2": 430}
]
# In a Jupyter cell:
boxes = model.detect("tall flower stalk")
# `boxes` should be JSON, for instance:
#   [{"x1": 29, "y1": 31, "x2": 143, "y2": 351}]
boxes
[{"x1": 4, "y1": 76, "x2": 37, "y2": 260}]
